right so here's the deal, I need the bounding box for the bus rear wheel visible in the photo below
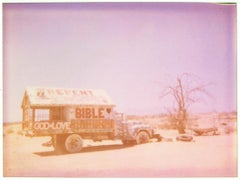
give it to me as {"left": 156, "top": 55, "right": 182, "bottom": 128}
{"left": 64, "top": 134, "right": 83, "bottom": 153}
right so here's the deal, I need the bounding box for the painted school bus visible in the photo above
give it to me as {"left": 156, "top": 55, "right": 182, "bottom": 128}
{"left": 21, "top": 87, "right": 161, "bottom": 153}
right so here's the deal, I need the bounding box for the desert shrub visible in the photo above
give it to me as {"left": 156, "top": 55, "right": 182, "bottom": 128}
{"left": 158, "top": 123, "right": 177, "bottom": 130}
{"left": 224, "top": 125, "right": 235, "bottom": 134}
{"left": 17, "top": 130, "right": 23, "bottom": 135}
{"left": 6, "top": 128, "right": 14, "bottom": 134}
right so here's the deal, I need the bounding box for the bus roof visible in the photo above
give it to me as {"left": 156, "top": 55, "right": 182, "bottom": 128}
{"left": 21, "top": 87, "right": 115, "bottom": 107}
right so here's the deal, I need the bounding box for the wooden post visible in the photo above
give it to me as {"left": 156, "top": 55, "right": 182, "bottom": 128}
{"left": 22, "top": 108, "right": 25, "bottom": 130}
{"left": 28, "top": 108, "right": 35, "bottom": 129}
{"left": 32, "top": 108, "right": 35, "bottom": 125}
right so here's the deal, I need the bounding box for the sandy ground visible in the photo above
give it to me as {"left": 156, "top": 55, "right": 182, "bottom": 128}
{"left": 3, "top": 124, "right": 238, "bottom": 177}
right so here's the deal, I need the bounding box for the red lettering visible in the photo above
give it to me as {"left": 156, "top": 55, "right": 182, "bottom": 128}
{"left": 92, "top": 108, "right": 98, "bottom": 119}
{"left": 47, "top": 89, "right": 55, "bottom": 95}
{"left": 64, "top": 90, "right": 71, "bottom": 95}
{"left": 56, "top": 89, "right": 64, "bottom": 95}
{"left": 44, "top": 89, "right": 95, "bottom": 97}
{"left": 87, "top": 120, "right": 92, "bottom": 128}
{"left": 80, "top": 121, "right": 85, "bottom": 128}
{"left": 75, "top": 107, "right": 106, "bottom": 119}
{"left": 72, "top": 90, "right": 79, "bottom": 96}
{"left": 94, "top": 120, "right": 100, "bottom": 128}
{"left": 76, "top": 108, "right": 84, "bottom": 118}
{"left": 99, "top": 120, "right": 103, "bottom": 128}
{"left": 85, "top": 108, "right": 91, "bottom": 118}
{"left": 87, "top": 90, "right": 93, "bottom": 96}
{"left": 80, "top": 90, "right": 88, "bottom": 95}
{"left": 37, "top": 90, "right": 45, "bottom": 97}
{"left": 98, "top": 108, "right": 104, "bottom": 118}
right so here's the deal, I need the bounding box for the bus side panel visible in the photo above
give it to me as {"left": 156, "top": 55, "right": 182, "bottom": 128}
{"left": 31, "top": 119, "right": 115, "bottom": 137}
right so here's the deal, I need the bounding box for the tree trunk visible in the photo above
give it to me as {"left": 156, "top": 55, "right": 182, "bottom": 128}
{"left": 177, "top": 109, "right": 187, "bottom": 134}
{"left": 178, "top": 119, "right": 186, "bottom": 134}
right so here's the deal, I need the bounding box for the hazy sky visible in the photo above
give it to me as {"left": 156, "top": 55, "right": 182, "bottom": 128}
{"left": 3, "top": 3, "right": 236, "bottom": 122}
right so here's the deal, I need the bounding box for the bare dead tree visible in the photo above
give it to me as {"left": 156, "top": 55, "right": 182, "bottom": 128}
{"left": 159, "top": 73, "right": 213, "bottom": 134}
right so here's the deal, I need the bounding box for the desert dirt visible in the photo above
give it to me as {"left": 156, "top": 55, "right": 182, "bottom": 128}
{"left": 3, "top": 123, "right": 238, "bottom": 177}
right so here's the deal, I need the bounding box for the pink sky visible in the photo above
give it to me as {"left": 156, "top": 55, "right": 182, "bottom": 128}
{"left": 3, "top": 3, "right": 236, "bottom": 122}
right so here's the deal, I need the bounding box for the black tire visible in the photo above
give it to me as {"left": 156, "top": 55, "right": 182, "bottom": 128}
{"left": 64, "top": 134, "right": 83, "bottom": 153}
{"left": 176, "top": 135, "right": 193, "bottom": 142}
{"left": 136, "top": 131, "right": 150, "bottom": 144}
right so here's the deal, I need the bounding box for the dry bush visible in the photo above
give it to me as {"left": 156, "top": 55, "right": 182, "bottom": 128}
{"left": 17, "top": 130, "right": 24, "bottom": 135}
{"left": 223, "top": 124, "right": 235, "bottom": 134}
{"left": 6, "top": 128, "right": 15, "bottom": 134}
{"left": 158, "top": 123, "right": 177, "bottom": 130}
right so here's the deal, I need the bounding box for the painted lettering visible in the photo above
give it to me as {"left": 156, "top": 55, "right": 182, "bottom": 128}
{"left": 85, "top": 108, "right": 91, "bottom": 118}
{"left": 80, "top": 90, "right": 88, "bottom": 95}
{"left": 72, "top": 90, "right": 79, "bottom": 96}
{"left": 87, "top": 90, "right": 93, "bottom": 96}
{"left": 75, "top": 107, "right": 107, "bottom": 119}
{"left": 76, "top": 108, "right": 84, "bottom": 118}
{"left": 92, "top": 108, "right": 98, "bottom": 119}
{"left": 39, "top": 89, "right": 98, "bottom": 100}
{"left": 75, "top": 120, "right": 114, "bottom": 129}
{"left": 33, "top": 122, "right": 71, "bottom": 130}
{"left": 37, "top": 90, "right": 45, "bottom": 97}
{"left": 64, "top": 89, "right": 71, "bottom": 95}
{"left": 47, "top": 89, "right": 55, "bottom": 95}
{"left": 98, "top": 108, "right": 104, "bottom": 118}
{"left": 56, "top": 89, "right": 64, "bottom": 95}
